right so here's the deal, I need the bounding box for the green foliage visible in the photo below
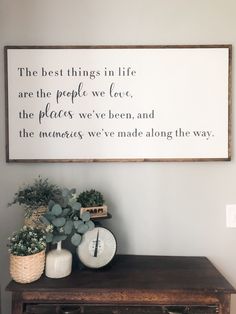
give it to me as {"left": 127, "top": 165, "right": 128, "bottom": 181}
{"left": 7, "top": 225, "right": 46, "bottom": 256}
{"left": 77, "top": 189, "right": 104, "bottom": 207}
{"left": 42, "top": 188, "right": 94, "bottom": 246}
{"left": 71, "top": 233, "right": 82, "bottom": 246}
{"left": 8, "top": 176, "right": 61, "bottom": 218}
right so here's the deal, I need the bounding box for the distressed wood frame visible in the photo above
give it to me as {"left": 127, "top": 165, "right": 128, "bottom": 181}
{"left": 5, "top": 45, "right": 232, "bottom": 163}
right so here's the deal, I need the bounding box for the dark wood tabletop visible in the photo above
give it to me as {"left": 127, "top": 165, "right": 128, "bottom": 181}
{"left": 6, "top": 254, "right": 236, "bottom": 294}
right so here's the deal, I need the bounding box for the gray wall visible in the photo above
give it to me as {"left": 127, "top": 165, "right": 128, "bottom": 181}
{"left": 1, "top": 1, "right": 236, "bottom": 313}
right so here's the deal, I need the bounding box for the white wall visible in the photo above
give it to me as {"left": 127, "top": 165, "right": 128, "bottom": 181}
{"left": 0, "top": 0, "right": 236, "bottom": 313}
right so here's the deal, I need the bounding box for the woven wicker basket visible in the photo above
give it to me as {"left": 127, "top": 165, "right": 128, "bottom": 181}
{"left": 10, "top": 249, "right": 45, "bottom": 283}
{"left": 24, "top": 206, "right": 47, "bottom": 228}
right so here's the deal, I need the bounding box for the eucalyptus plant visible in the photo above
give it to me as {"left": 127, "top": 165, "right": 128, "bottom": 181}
{"left": 78, "top": 189, "right": 104, "bottom": 207}
{"left": 41, "top": 188, "right": 94, "bottom": 246}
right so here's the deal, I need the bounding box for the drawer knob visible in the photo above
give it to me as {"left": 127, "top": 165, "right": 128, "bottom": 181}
{"left": 57, "top": 306, "right": 81, "bottom": 314}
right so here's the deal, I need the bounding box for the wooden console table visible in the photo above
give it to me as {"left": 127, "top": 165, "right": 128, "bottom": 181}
{"left": 6, "top": 255, "right": 236, "bottom": 314}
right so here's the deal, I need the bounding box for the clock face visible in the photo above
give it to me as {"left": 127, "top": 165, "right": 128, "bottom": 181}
{"left": 77, "top": 227, "right": 117, "bottom": 269}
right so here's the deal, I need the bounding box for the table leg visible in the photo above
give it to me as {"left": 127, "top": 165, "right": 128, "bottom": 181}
{"left": 218, "top": 294, "right": 231, "bottom": 314}
{"left": 12, "top": 292, "right": 23, "bottom": 314}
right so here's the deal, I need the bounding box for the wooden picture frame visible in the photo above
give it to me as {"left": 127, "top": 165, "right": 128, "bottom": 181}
{"left": 5, "top": 45, "right": 232, "bottom": 162}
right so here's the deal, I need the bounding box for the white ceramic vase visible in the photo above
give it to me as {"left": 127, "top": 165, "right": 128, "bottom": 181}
{"left": 45, "top": 241, "right": 72, "bottom": 278}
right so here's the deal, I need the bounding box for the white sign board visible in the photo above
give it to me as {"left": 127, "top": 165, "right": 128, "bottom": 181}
{"left": 5, "top": 45, "right": 231, "bottom": 162}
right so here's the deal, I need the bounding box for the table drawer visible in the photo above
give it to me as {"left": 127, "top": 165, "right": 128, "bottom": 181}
{"left": 25, "top": 304, "right": 218, "bottom": 314}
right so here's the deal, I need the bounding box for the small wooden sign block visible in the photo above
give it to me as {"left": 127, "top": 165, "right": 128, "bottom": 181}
{"left": 80, "top": 205, "right": 108, "bottom": 218}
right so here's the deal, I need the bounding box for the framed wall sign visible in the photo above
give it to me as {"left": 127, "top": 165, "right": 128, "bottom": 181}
{"left": 4, "top": 45, "right": 232, "bottom": 162}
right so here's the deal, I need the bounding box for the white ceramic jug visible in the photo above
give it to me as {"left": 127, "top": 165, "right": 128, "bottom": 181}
{"left": 45, "top": 241, "right": 72, "bottom": 278}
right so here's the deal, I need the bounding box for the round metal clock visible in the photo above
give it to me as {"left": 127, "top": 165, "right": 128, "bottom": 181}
{"left": 77, "top": 227, "right": 117, "bottom": 269}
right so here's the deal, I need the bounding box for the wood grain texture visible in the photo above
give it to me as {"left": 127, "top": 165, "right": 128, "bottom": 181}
{"left": 6, "top": 255, "right": 236, "bottom": 314}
